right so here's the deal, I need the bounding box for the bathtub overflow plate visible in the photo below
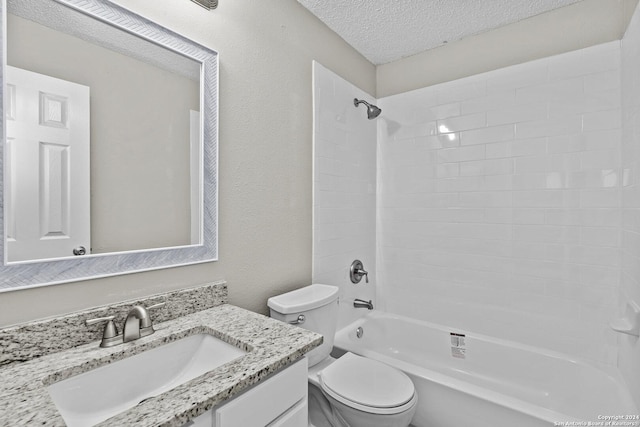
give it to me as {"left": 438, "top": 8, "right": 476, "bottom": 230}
{"left": 356, "top": 326, "right": 364, "bottom": 338}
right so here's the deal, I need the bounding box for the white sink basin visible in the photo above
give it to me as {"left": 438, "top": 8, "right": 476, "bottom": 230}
{"left": 47, "top": 333, "right": 247, "bottom": 427}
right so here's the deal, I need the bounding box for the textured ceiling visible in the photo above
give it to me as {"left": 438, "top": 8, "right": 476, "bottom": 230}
{"left": 297, "top": 0, "right": 584, "bottom": 65}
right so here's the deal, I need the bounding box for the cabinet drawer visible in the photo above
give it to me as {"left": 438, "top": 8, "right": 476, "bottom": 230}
{"left": 267, "top": 398, "right": 307, "bottom": 427}
{"left": 216, "top": 357, "right": 307, "bottom": 427}
{"left": 186, "top": 408, "right": 213, "bottom": 427}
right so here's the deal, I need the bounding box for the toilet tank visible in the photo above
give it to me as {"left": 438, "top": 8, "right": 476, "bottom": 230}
{"left": 268, "top": 284, "right": 339, "bottom": 367}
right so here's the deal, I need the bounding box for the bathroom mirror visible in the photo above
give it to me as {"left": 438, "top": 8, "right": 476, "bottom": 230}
{"left": 0, "top": 0, "right": 218, "bottom": 290}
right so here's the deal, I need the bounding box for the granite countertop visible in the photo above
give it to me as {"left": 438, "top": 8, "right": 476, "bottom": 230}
{"left": 0, "top": 304, "right": 322, "bottom": 426}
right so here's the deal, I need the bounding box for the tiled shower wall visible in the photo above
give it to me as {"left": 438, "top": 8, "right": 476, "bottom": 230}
{"left": 377, "top": 41, "right": 622, "bottom": 364}
{"left": 312, "top": 62, "right": 377, "bottom": 328}
{"left": 621, "top": 1, "right": 640, "bottom": 406}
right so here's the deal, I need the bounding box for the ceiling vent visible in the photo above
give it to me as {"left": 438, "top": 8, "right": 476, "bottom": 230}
{"left": 191, "top": 0, "right": 218, "bottom": 10}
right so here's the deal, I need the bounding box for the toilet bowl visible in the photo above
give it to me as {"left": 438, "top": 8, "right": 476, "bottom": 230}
{"left": 309, "top": 353, "right": 417, "bottom": 427}
{"left": 268, "top": 284, "right": 417, "bottom": 427}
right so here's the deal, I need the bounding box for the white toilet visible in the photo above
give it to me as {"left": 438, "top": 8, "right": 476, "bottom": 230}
{"left": 268, "top": 284, "right": 417, "bottom": 427}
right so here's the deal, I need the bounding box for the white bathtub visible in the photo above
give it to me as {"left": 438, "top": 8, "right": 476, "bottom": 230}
{"left": 333, "top": 311, "right": 639, "bottom": 427}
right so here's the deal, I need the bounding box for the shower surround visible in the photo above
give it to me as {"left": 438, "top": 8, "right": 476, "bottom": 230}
{"left": 312, "top": 62, "right": 377, "bottom": 329}
{"left": 314, "top": 18, "right": 640, "bottom": 409}
{"left": 377, "top": 41, "right": 621, "bottom": 366}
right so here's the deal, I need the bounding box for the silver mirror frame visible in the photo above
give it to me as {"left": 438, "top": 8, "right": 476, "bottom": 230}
{"left": 0, "top": 0, "right": 218, "bottom": 291}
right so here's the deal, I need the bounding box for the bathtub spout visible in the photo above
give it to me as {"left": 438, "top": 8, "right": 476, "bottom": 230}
{"left": 354, "top": 299, "right": 373, "bottom": 310}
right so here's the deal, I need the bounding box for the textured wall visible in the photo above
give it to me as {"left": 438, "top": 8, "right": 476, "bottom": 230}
{"left": 312, "top": 62, "right": 377, "bottom": 329}
{"left": 620, "top": 1, "right": 640, "bottom": 407}
{"left": 0, "top": 0, "right": 375, "bottom": 327}
{"left": 377, "top": 42, "right": 622, "bottom": 364}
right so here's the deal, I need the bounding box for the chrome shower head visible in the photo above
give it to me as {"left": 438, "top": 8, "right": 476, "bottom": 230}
{"left": 354, "top": 98, "right": 382, "bottom": 120}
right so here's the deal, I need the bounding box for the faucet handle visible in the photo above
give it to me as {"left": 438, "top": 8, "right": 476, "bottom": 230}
{"left": 85, "top": 315, "right": 115, "bottom": 326}
{"left": 141, "top": 301, "right": 165, "bottom": 327}
{"left": 350, "top": 260, "right": 369, "bottom": 284}
{"left": 138, "top": 301, "right": 166, "bottom": 337}
{"left": 85, "top": 315, "right": 122, "bottom": 348}
{"left": 147, "top": 302, "right": 166, "bottom": 311}
{"left": 358, "top": 269, "right": 369, "bottom": 283}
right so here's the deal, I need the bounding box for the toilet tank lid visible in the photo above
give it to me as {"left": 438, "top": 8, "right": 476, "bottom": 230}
{"left": 267, "top": 284, "right": 339, "bottom": 314}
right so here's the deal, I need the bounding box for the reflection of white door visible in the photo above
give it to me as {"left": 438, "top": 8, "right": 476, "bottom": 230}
{"left": 6, "top": 66, "right": 90, "bottom": 262}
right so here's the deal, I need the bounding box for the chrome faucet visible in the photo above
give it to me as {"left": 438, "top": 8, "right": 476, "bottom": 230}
{"left": 123, "top": 305, "right": 154, "bottom": 342}
{"left": 353, "top": 299, "right": 373, "bottom": 310}
{"left": 86, "top": 302, "right": 165, "bottom": 347}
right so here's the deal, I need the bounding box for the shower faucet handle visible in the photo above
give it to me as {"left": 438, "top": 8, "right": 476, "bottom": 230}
{"left": 350, "top": 260, "right": 369, "bottom": 284}
{"left": 358, "top": 268, "right": 369, "bottom": 283}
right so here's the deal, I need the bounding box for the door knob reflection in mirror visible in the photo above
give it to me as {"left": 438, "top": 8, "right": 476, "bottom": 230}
{"left": 73, "top": 246, "right": 87, "bottom": 256}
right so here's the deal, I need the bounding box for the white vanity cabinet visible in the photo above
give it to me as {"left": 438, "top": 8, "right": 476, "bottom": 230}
{"left": 185, "top": 357, "right": 308, "bottom": 427}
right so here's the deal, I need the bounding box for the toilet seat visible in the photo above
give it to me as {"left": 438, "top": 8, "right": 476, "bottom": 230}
{"left": 318, "top": 352, "right": 416, "bottom": 415}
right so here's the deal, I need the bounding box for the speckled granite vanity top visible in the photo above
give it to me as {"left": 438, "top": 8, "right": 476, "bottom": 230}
{"left": 0, "top": 283, "right": 322, "bottom": 426}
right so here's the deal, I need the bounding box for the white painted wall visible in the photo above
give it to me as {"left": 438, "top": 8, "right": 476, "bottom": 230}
{"left": 312, "top": 62, "right": 376, "bottom": 329}
{"left": 377, "top": 42, "right": 622, "bottom": 365}
{"left": 620, "top": 0, "right": 640, "bottom": 407}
